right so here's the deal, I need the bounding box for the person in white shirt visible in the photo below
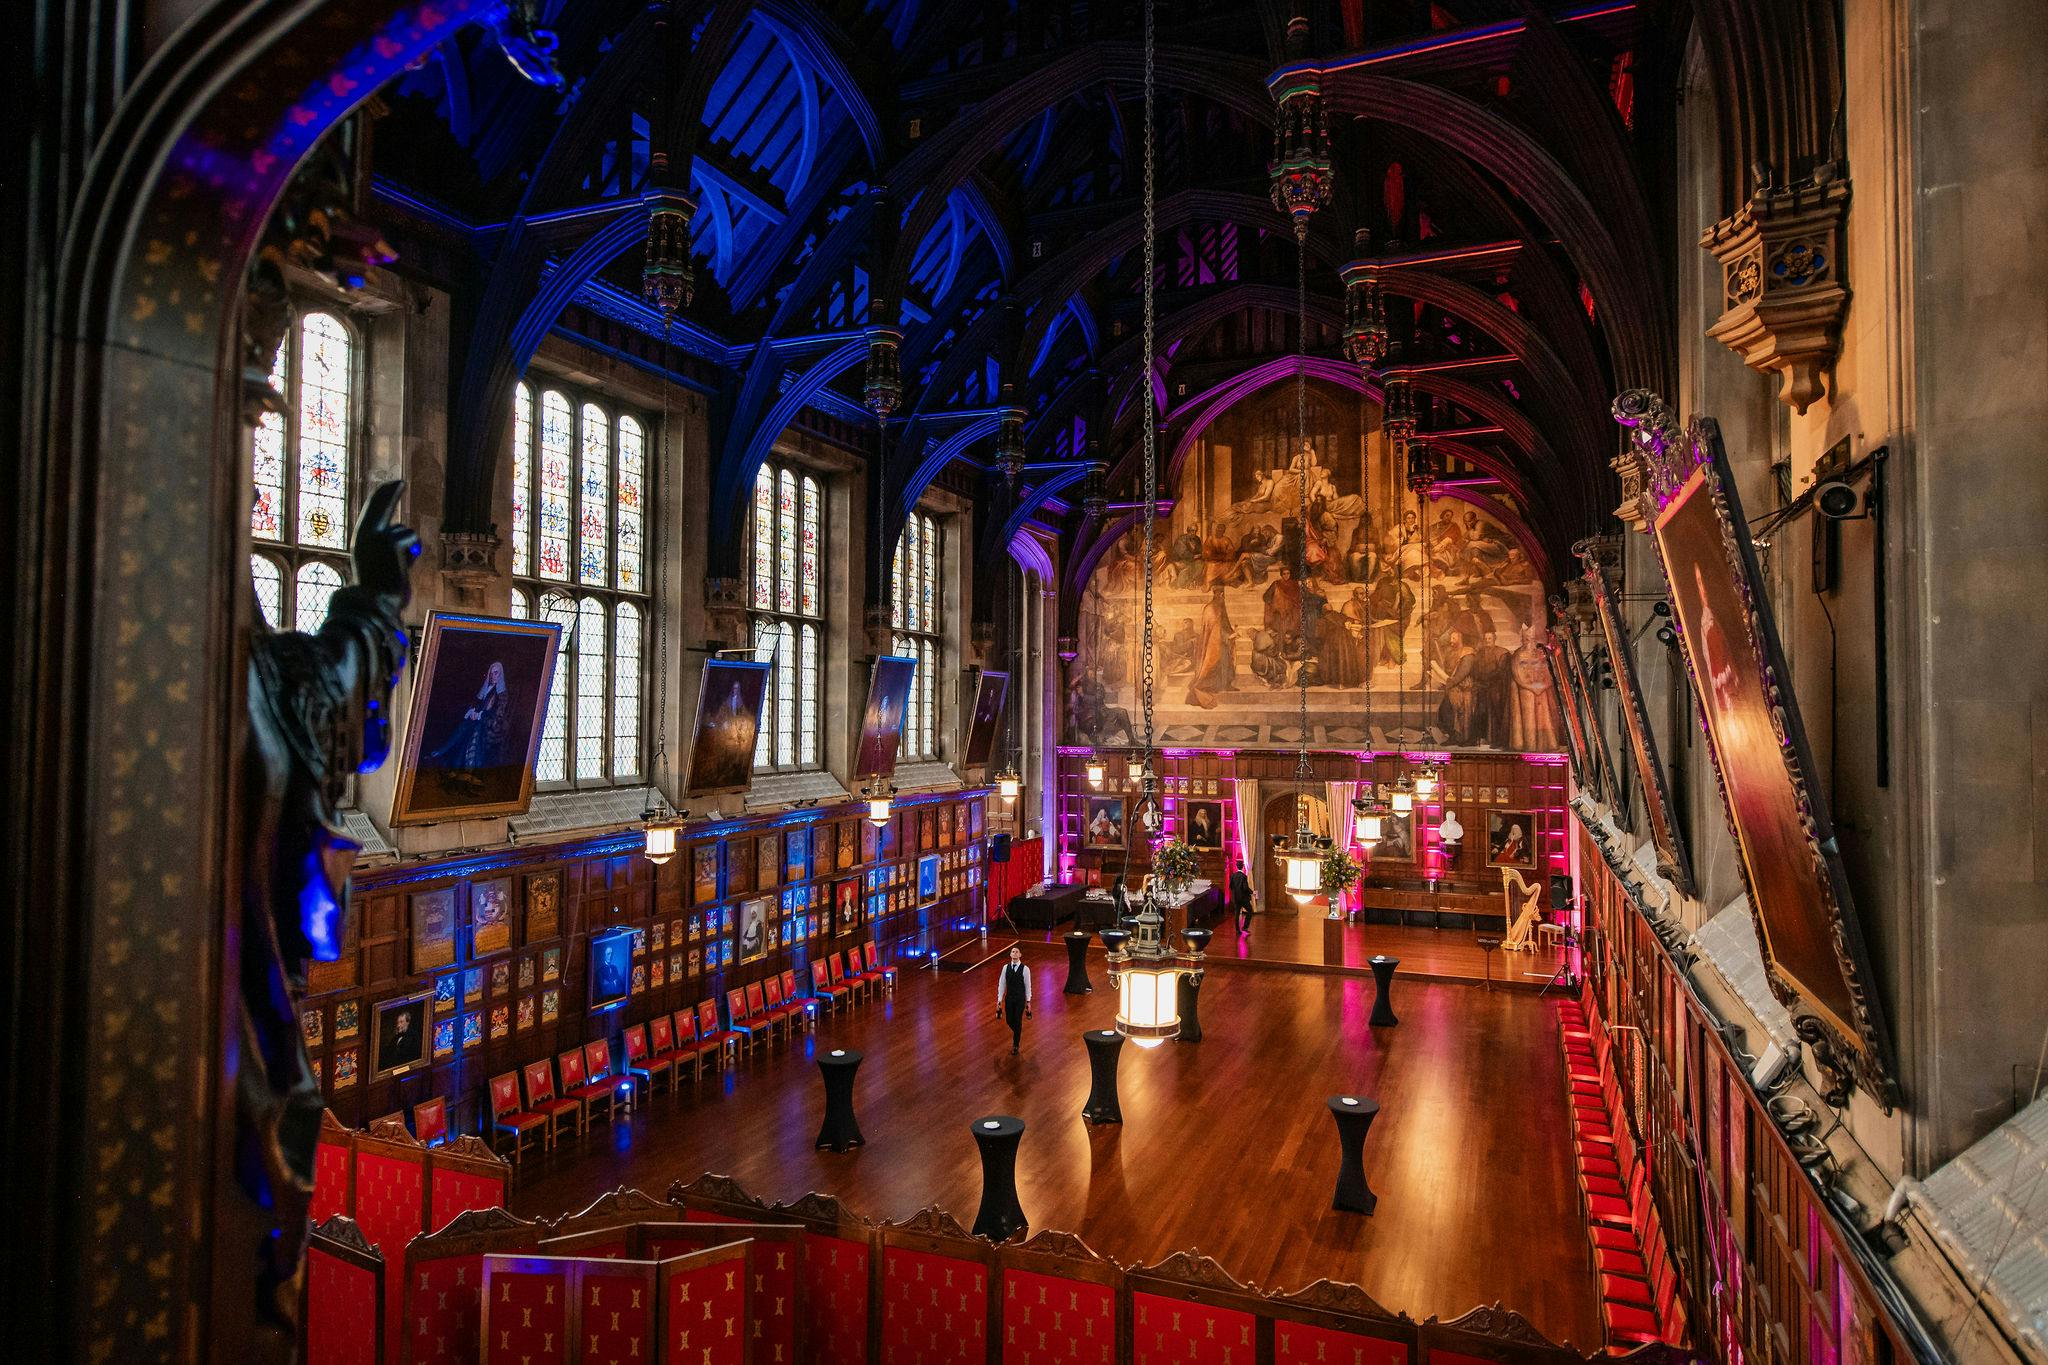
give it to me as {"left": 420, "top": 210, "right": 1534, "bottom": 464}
{"left": 993, "top": 946, "right": 1033, "bottom": 1054}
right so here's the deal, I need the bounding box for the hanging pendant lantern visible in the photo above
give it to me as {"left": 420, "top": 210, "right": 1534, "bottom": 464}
{"left": 1085, "top": 754, "right": 1107, "bottom": 788}
{"left": 1267, "top": 20, "right": 1332, "bottom": 231}
{"left": 641, "top": 797, "right": 683, "bottom": 865}
{"left": 1342, "top": 268, "right": 1388, "bottom": 372}
{"left": 1081, "top": 460, "right": 1108, "bottom": 523}
{"left": 996, "top": 767, "right": 1022, "bottom": 800}
{"left": 641, "top": 185, "right": 697, "bottom": 323}
{"left": 1414, "top": 761, "right": 1441, "bottom": 802}
{"left": 1279, "top": 827, "right": 1325, "bottom": 907}
{"left": 1390, "top": 773, "right": 1415, "bottom": 815}
{"left": 1356, "top": 800, "right": 1386, "bottom": 844}
{"left": 996, "top": 406, "right": 1027, "bottom": 488}
{"left": 863, "top": 325, "right": 903, "bottom": 417}
{"left": 863, "top": 776, "right": 895, "bottom": 827}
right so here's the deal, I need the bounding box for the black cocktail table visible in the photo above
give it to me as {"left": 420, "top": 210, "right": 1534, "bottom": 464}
{"left": 969, "top": 1115, "right": 1028, "bottom": 1241}
{"left": 1081, "top": 1030, "right": 1124, "bottom": 1123}
{"left": 1063, "top": 931, "right": 1094, "bottom": 994}
{"left": 1327, "top": 1095, "right": 1380, "bottom": 1214}
{"left": 1175, "top": 928, "right": 1210, "bottom": 1042}
{"left": 813, "top": 1048, "right": 866, "bottom": 1151}
{"left": 1368, "top": 955, "right": 1400, "bottom": 1027}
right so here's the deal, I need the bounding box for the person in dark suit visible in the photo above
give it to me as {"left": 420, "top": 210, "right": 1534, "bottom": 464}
{"left": 1230, "top": 865, "right": 1256, "bottom": 936}
{"left": 993, "top": 946, "right": 1033, "bottom": 1054}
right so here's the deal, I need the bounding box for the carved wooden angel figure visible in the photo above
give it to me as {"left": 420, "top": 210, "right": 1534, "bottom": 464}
{"left": 239, "top": 480, "right": 418, "bottom": 1328}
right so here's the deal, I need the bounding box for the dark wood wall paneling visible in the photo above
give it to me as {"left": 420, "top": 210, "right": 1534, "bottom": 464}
{"left": 1055, "top": 749, "right": 1569, "bottom": 911}
{"left": 302, "top": 793, "right": 989, "bottom": 1132}
{"left": 1576, "top": 823, "right": 1918, "bottom": 1365}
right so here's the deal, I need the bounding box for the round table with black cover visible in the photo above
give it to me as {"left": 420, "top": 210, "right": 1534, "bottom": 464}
{"left": 1174, "top": 929, "right": 1210, "bottom": 1042}
{"left": 1368, "top": 954, "right": 1400, "bottom": 1027}
{"left": 1081, "top": 1030, "right": 1124, "bottom": 1123}
{"left": 1326, "top": 1095, "right": 1380, "bottom": 1214}
{"left": 969, "top": 1115, "right": 1029, "bottom": 1241}
{"left": 813, "top": 1048, "right": 866, "bottom": 1152}
{"left": 1063, "top": 932, "right": 1095, "bottom": 994}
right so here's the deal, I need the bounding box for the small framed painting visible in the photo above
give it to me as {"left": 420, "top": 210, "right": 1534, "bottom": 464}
{"left": 301, "top": 1007, "right": 322, "bottom": 1048}
{"left": 489, "top": 1004, "right": 509, "bottom": 1040}
{"left": 460, "top": 1013, "right": 482, "bottom": 1050}
{"left": 814, "top": 822, "right": 836, "bottom": 875}
{"left": 517, "top": 956, "right": 535, "bottom": 990}
{"left": 1082, "top": 797, "right": 1126, "bottom": 850}
{"left": 516, "top": 996, "right": 534, "bottom": 1032}
{"left": 471, "top": 877, "right": 513, "bottom": 957}
{"left": 1487, "top": 811, "right": 1539, "bottom": 869}
{"left": 463, "top": 967, "right": 484, "bottom": 1006}
{"left": 489, "top": 960, "right": 510, "bottom": 996}
{"left": 433, "top": 975, "right": 458, "bottom": 1015}
{"left": 372, "top": 992, "right": 430, "bottom": 1079}
{"left": 650, "top": 958, "right": 664, "bottom": 989}
{"left": 692, "top": 844, "right": 720, "bottom": 906}
{"left": 333, "top": 1050, "right": 357, "bottom": 1090}
{"left": 333, "top": 1000, "right": 360, "bottom": 1042}
{"left": 432, "top": 1019, "right": 455, "bottom": 1058}
{"left": 410, "top": 888, "right": 458, "bottom": 975}
{"left": 541, "top": 946, "right": 561, "bottom": 983}
{"left": 524, "top": 869, "right": 561, "bottom": 942}
{"left": 540, "top": 988, "right": 559, "bottom": 1024}
{"left": 726, "top": 840, "right": 753, "bottom": 896}
{"left": 1182, "top": 800, "right": 1224, "bottom": 851}
{"left": 784, "top": 827, "right": 810, "bottom": 884}
{"left": 757, "top": 833, "right": 781, "bottom": 891}
{"left": 651, "top": 921, "right": 667, "bottom": 952}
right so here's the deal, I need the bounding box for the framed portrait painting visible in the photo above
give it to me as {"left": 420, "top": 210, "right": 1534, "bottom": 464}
{"left": 961, "top": 670, "right": 1009, "bottom": 771}
{"left": 917, "top": 854, "right": 940, "bottom": 903}
{"left": 1373, "top": 811, "right": 1415, "bottom": 862}
{"left": 1182, "top": 800, "right": 1224, "bottom": 851}
{"left": 1486, "top": 811, "right": 1539, "bottom": 869}
{"left": 372, "top": 992, "right": 430, "bottom": 1079}
{"left": 1081, "top": 797, "right": 1126, "bottom": 851}
{"left": 1588, "top": 562, "right": 1693, "bottom": 895}
{"left": 390, "top": 612, "right": 561, "bottom": 824}
{"left": 683, "top": 657, "right": 771, "bottom": 797}
{"left": 852, "top": 655, "right": 918, "bottom": 779}
{"left": 737, "top": 897, "right": 772, "bottom": 965}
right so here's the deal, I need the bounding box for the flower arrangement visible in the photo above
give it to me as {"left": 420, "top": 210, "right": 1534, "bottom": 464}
{"left": 1153, "top": 839, "right": 1202, "bottom": 899}
{"left": 1319, "top": 845, "right": 1362, "bottom": 899}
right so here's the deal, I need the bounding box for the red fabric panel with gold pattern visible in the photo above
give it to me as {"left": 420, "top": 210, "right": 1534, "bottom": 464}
{"left": 1273, "top": 1320, "right": 1410, "bottom": 1365}
{"left": 429, "top": 1169, "right": 505, "bottom": 1236}
{"left": 307, "top": 1235, "right": 382, "bottom": 1365}
{"left": 1001, "top": 1269, "right": 1116, "bottom": 1365}
{"left": 662, "top": 1247, "right": 749, "bottom": 1365}
{"left": 881, "top": 1247, "right": 987, "bottom": 1365}
{"left": 580, "top": 1266, "right": 655, "bottom": 1365}
{"left": 312, "top": 1138, "right": 354, "bottom": 1225}
{"left": 353, "top": 1149, "right": 426, "bottom": 1357}
{"left": 405, "top": 1253, "right": 484, "bottom": 1365}
{"left": 642, "top": 1225, "right": 800, "bottom": 1365}
{"left": 481, "top": 1259, "right": 573, "bottom": 1365}
{"left": 801, "top": 1234, "right": 870, "bottom": 1365}
{"left": 1131, "top": 1291, "right": 1256, "bottom": 1365}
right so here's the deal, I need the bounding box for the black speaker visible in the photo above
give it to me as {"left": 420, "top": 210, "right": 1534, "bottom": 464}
{"left": 1549, "top": 874, "right": 1572, "bottom": 910}
{"left": 991, "top": 833, "right": 1011, "bottom": 863}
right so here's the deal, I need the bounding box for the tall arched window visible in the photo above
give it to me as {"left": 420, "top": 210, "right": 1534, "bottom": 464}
{"left": 250, "top": 309, "right": 356, "bottom": 628}
{"left": 509, "top": 380, "right": 651, "bottom": 786}
{"left": 748, "top": 459, "right": 824, "bottom": 771}
{"left": 891, "top": 509, "right": 943, "bottom": 761}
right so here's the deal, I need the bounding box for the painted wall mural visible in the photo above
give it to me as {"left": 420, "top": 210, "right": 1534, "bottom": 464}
{"left": 1069, "top": 381, "right": 1559, "bottom": 752}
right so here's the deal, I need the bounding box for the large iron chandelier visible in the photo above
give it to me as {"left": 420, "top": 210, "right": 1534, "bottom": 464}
{"left": 1105, "top": 0, "right": 1203, "bottom": 1046}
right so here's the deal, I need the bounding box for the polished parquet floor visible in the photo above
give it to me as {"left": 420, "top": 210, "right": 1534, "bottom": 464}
{"left": 509, "top": 949, "right": 1600, "bottom": 1347}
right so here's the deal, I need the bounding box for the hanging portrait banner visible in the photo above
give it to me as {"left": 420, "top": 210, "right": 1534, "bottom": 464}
{"left": 390, "top": 612, "right": 562, "bottom": 825}
{"left": 961, "top": 670, "right": 1010, "bottom": 772}
{"left": 852, "top": 654, "right": 918, "bottom": 780}
{"left": 1584, "top": 563, "right": 1693, "bottom": 895}
{"left": 683, "top": 656, "right": 772, "bottom": 797}
{"left": 1616, "top": 391, "right": 1896, "bottom": 1103}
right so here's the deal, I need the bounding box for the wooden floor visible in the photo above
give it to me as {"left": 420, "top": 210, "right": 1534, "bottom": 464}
{"left": 508, "top": 954, "right": 1601, "bottom": 1348}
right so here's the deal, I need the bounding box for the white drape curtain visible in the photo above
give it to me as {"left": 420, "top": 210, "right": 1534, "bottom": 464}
{"left": 1327, "top": 781, "right": 1359, "bottom": 916}
{"left": 1230, "top": 778, "right": 1260, "bottom": 883}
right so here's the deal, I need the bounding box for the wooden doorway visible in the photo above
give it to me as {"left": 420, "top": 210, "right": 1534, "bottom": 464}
{"left": 1261, "top": 791, "right": 1330, "bottom": 912}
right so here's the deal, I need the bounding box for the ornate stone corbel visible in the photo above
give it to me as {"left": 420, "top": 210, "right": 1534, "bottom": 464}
{"left": 1700, "top": 171, "right": 1850, "bottom": 414}
{"left": 863, "top": 602, "right": 896, "bottom": 656}
{"left": 703, "top": 575, "right": 745, "bottom": 649}
{"left": 438, "top": 529, "right": 500, "bottom": 609}
{"left": 969, "top": 619, "right": 995, "bottom": 665}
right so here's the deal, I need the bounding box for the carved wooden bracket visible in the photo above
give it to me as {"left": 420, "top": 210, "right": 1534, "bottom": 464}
{"left": 1700, "top": 174, "right": 1850, "bottom": 414}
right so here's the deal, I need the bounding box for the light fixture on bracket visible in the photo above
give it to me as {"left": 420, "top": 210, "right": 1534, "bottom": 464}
{"left": 862, "top": 776, "right": 896, "bottom": 827}
{"left": 1413, "top": 759, "right": 1442, "bottom": 802}
{"left": 641, "top": 795, "right": 685, "bottom": 864}
{"left": 1084, "top": 754, "right": 1107, "bottom": 787}
{"left": 1389, "top": 772, "right": 1415, "bottom": 815}
{"left": 995, "top": 766, "right": 1022, "bottom": 800}
{"left": 1353, "top": 789, "right": 1387, "bottom": 844}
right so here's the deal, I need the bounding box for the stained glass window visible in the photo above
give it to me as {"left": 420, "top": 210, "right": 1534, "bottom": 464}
{"left": 892, "top": 510, "right": 945, "bottom": 760}
{"left": 249, "top": 310, "right": 356, "bottom": 630}
{"left": 251, "top": 555, "right": 283, "bottom": 628}
{"left": 509, "top": 382, "right": 653, "bottom": 787}
{"left": 295, "top": 561, "right": 343, "bottom": 634}
{"left": 748, "top": 459, "right": 826, "bottom": 771}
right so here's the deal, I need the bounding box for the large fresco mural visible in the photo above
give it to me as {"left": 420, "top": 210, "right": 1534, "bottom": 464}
{"left": 1069, "top": 381, "right": 1561, "bottom": 752}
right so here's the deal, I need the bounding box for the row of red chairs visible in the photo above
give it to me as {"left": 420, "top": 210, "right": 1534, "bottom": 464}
{"left": 1556, "top": 998, "right": 1686, "bottom": 1352}
{"left": 484, "top": 949, "right": 892, "bottom": 1166}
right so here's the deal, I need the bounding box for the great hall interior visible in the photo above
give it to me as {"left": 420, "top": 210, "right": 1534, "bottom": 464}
{"left": 6, "top": 2, "right": 2046, "bottom": 1363}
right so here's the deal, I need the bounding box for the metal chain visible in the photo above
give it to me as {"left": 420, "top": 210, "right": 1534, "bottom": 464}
{"left": 654, "top": 325, "right": 672, "bottom": 795}
{"left": 1294, "top": 222, "right": 1312, "bottom": 823}
{"left": 1139, "top": 0, "right": 1157, "bottom": 774}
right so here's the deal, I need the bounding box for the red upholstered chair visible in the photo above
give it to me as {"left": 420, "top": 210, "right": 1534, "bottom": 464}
{"left": 848, "top": 945, "right": 885, "bottom": 996}
{"left": 410, "top": 1097, "right": 448, "bottom": 1149}
{"left": 863, "top": 941, "right": 893, "bottom": 995}
{"left": 810, "top": 959, "right": 851, "bottom": 1013}
{"left": 696, "top": 999, "right": 739, "bottom": 1068}
{"left": 668, "top": 1009, "right": 709, "bottom": 1084}
{"left": 726, "top": 987, "right": 760, "bottom": 1054}
{"left": 487, "top": 1072, "right": 547, "bottom": 1165}
{"left": 522, "top": 1057, "right": 583, "bottom": 1144}
{"left": 745, "top": 980, "right": 783, "bottom": 1045}
{"left": 305, "top": 1217, "right": 383, "bottom": 1365}
{"left": 826, "top": 951, "right": 863, "bottom": 1005}
{"left": 622, "top": 1022, "right": 672, "bottom": 1094}
{"left": 577, "top": 1038, "right": 633, "bottom": 1119}
{"left": 557, "top": 1046, "right": 615, "bottom": 1131}
{"left": 761, "top": 974, "right": 799, "bottom": 1042}
{"left": 775, "top": 969, "right": 811, "bottom": 1033}
{"left": 648, "top": 1013, "right": 690, "bottom": 1084}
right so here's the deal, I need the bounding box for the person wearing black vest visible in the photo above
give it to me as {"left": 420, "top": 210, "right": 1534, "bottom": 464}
{"left": 1230, "top": 865, "right": 1256, "bottom": 936}
{"left": 993, "top": 946, "right": 1033, "bottom": 1054}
